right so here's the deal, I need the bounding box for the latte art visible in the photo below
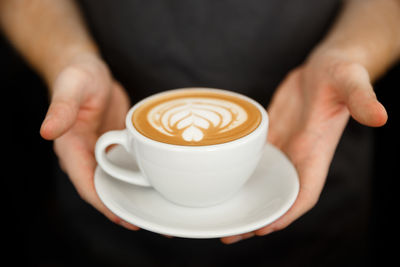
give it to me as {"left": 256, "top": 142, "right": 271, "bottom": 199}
{"left": 147, "top": 98, "right": 248, "bottom": 142}
{"left": 132, "top": 89, "right": 262, "bottom": 146}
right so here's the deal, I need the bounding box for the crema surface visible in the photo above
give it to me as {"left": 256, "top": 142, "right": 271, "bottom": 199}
{"left": 132, "top": 90, "right": 261, "bottom": 146}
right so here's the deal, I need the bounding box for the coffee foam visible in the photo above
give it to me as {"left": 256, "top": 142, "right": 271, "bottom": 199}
{"left": 132, "top": 90, "right": 261, "bottom": 146}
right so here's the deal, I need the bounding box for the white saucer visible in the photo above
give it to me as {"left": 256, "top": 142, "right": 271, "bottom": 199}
{"left": 94, "top": 144, "right": 299, "bottom": 239}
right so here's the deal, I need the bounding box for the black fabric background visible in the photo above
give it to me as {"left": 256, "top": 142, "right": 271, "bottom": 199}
{"left": 77, "top": 0, "right": 341, "bottom": 104}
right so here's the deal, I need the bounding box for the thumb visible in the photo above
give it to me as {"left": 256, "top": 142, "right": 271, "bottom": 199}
{"left": 40, "top": 67, "right": 87, "bottom": 140}
{"left": 334, "top": 63, "right": 387, "bottom": 127}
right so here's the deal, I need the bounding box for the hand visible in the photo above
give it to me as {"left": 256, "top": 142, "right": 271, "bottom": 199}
{"left": 40, "top": 53, "right": 139, "bottom": 230}
{"left": 221, "top": 49, "right": 387, "bottom": 244}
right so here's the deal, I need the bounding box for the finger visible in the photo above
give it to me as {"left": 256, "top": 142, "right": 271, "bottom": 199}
{"left": 257, "top": 114, "right": 348, "bottom": 236}
{"left": 221, "top": 235, "right": 242, "bottom": 245}
{"left": 220, "top": 232, "right": 255, "bottom": 245}
{"left": 255, "top": 176, "right": 327, "bottom": 236}
{"left": 333, "top": 63, "right": 387, "bottom": 127}
{"left": 346, "top": 83, "right": 387, "bottom": 127}
{"left": 40, "top": 67, "right": 87, "bottom": 140}
{"left": 54, "top": 133, "right": 140, "bottom": 231}
{"left": 118, "top": 220, "right": 140, "bottom": 231}
{"left": 255, "top": 188, "right": 317, "bottom": 236}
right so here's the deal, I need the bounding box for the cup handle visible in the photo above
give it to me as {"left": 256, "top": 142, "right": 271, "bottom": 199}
{"left": 95, "top": 129, "right": 151, "bottom": 187}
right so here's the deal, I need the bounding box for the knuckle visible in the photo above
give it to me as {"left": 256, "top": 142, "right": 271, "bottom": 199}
{"left": 62, "top": 64, "right": 92, "bottom": 82}
{"left": 331, "top": 62, "right": 367, "bottom": 85}
{"left": 54, "top": 65, "right": 91, "bottom": 93}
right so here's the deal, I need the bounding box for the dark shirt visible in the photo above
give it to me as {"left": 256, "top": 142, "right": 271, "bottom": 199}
{"left": 51, "top": 1, "right": 374, "bottom": 266}
{"left": 78, "top": 0, "right": 340, "bottom": 103}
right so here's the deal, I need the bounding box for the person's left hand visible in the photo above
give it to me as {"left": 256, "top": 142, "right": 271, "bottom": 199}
{"left": 221, "top": 49, "right": 387, "bottom": 244}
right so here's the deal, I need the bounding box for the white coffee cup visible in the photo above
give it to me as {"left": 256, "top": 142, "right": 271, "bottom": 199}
{"left": 95, "top": 88, "right": 268, "bottom": 207}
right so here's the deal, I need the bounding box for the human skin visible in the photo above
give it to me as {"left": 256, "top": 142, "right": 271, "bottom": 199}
{"left": 1, "top": 0, "right": 399, "bottom": 243}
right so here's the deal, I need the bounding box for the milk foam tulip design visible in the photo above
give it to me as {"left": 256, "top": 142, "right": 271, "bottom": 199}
{"left": 147, "top": 98, "right": 248, "bottom": 142}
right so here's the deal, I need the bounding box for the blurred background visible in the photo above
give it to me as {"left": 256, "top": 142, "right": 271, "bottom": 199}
{"left": 4, "top": 28, "right": 398, "bottom": 266}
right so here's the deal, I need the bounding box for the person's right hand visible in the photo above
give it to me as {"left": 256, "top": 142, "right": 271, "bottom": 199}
{"left": 40, "top": 53, "right": 139, "bottom": 230}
